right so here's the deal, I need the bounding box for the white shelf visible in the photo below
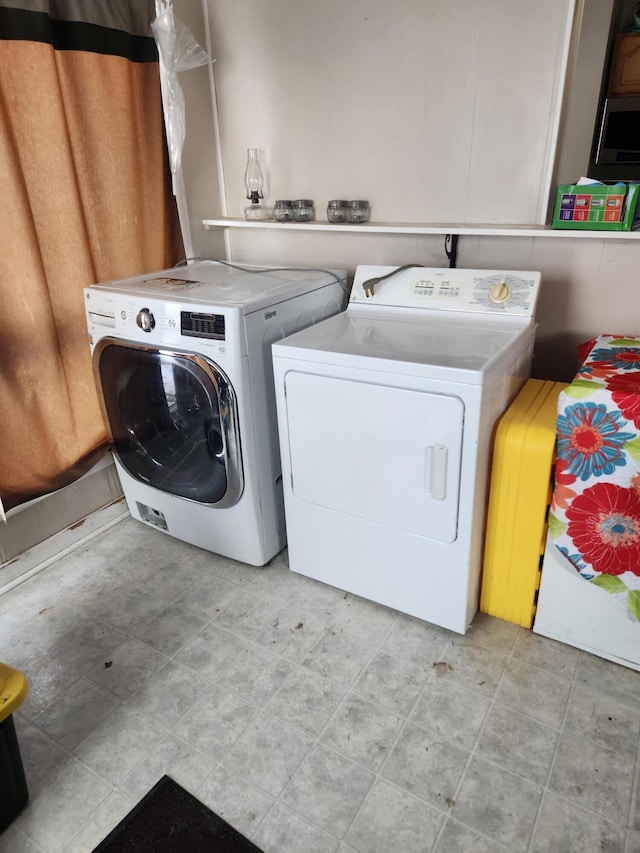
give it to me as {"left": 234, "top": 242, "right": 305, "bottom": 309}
{"left": 203, "top": 217, "right": 640, "bottom": 239}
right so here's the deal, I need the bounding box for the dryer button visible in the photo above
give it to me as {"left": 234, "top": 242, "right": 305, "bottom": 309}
{"left": 136, "top": 308, "right": 155, "bottom": 332}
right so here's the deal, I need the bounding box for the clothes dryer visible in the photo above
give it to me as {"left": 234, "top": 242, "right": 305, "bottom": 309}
{"left": 272, "top": 265, "right": 541, "bottom": 632}
{"left": 85, "top": 261, "right": 347, "bottom": 565}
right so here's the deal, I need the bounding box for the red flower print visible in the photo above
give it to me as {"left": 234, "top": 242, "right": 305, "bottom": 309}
{"left": 613, "top": 349, "right": 640, "bottom": 369}
{"left": 566, "top": 483, "right": 640, "bottom": 576}
{"left": 578, "top": 363, "right": 619, "bottom": 381}
{"left": 577, "top": 338, "right": 598, "bottom": 363}
{"left": 551, "top": 457, "right": 577, "bottom": 511}
{"left": 589, "top": 347, "right": 640, "bottom": 372}
{"left": 556, "top": 402, "right": 634, "bottom": 480}
{"left": 606, "top": 373, "right": 640, "bottom": 429}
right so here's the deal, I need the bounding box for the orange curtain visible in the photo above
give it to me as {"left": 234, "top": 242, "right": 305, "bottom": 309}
{"left": 0, "top": 2, "right": 182, "bottom": 511}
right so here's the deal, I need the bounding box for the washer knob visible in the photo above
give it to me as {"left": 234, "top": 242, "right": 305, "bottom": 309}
{"left": 489, "top": 281, "right": 511, "bottom": 304}
{"left": 136, "top": 308, "right": 155, "bottom": 332}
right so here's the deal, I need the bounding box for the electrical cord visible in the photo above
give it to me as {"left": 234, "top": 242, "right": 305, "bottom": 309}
{"left": 361, "top": 263, "right": 424, "bottom": 297}
{"left": 174, "top": 257, "right": 351, "bottom": 297}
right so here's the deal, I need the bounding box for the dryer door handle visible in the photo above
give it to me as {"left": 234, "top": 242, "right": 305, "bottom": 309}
{"left": 424, "top": 444, "right": 448, "bottom": 501}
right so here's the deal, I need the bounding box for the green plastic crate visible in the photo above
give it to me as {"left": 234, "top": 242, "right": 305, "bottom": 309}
{"left": 552, "top": 182, "right": 639, "bottom": 231}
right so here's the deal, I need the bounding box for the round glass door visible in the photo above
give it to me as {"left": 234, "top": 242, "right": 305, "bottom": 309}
{"left": 94, "top": 340, "right": 243, "bottom": 506}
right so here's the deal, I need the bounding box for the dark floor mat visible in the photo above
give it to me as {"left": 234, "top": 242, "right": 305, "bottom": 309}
{"left": 92, "top": 775, "right": 263, "bottom": 852}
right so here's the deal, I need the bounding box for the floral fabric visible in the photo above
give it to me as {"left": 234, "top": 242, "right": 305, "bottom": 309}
{"left": 549, "top": 335, "right": 640, "bottom": 620}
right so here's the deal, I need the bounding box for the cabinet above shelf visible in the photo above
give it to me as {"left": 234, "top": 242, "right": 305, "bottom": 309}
{"left": 202, "top": 217, "right": 640, "bottom": 240}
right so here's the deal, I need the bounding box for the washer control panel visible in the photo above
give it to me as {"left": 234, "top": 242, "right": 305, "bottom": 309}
{"left": 350, "top": 266, "right": 541, "bottom": 317}
{"left": 84, "top": 289, "right": 243, "bottom": 357}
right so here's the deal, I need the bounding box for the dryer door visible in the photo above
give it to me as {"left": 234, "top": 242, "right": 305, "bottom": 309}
{"left": 94, "top": 339, "right": 243, "bottom": 507}
{"left": 283, "top": 371, "right": 463, "bottom": 543}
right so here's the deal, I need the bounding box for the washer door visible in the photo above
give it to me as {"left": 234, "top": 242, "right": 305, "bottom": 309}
{"left": 94, "top": 338, "right": 243, "bottom": 507}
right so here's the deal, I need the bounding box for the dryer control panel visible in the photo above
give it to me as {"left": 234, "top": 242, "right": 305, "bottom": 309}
{"left": 350, "top": 266, "right": 541, "bottom": 318}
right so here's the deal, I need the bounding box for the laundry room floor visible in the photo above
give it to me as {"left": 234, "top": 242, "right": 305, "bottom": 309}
{"left": 1, "top": 508, "right": 640, "bottom": 853}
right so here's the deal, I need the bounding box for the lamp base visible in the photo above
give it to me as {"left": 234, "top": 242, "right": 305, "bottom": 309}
{"left": 244, "top": 203, "right": 272, "bottom": 221}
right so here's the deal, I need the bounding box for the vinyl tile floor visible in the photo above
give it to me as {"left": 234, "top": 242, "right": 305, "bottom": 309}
{"left": 1, "top": 513, "right": 640, "bottom": 853}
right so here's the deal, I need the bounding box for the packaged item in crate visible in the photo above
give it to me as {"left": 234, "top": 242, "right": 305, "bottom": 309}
{"left": 552, "top": 181, "right": 639, "bottom": 231}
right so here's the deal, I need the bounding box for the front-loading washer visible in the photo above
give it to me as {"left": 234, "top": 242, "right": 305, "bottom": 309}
{"left": 272, "top": 265, "right": 541, "bottom": 633}
{"left": 84, "top": 260, "right": 347, "bottom": 566}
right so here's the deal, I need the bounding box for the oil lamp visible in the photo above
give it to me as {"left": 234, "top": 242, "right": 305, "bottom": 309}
{"left": 243, "top": 148, "right": 270, "bottom": 220}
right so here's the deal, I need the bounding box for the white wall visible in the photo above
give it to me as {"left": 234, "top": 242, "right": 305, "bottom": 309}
{"left": 202, "top": 0, "right": 574, "bottom": 226}
{"left": 176, "top": 0, "right": 640, "bottom": 382}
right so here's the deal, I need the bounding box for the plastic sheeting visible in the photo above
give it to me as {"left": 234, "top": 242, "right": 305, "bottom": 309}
{"left": 151, "top": 0, "right": 211, "bottom": 183}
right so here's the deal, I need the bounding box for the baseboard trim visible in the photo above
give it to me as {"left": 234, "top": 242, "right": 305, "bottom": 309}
{"left": 0, "top": 498, "right": 129, "bottom": 596}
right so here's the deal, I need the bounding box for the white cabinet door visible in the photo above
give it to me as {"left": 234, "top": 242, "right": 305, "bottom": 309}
{"left": 284, "top": 371, "right": 464, "bottom": 544}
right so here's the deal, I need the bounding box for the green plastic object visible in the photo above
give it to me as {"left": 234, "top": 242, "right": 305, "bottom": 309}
{"left": 552, "top": 182, "right": 640, "bottom": 231}
{"left": 0, "top": 662, "right": 29, "bottom": 832}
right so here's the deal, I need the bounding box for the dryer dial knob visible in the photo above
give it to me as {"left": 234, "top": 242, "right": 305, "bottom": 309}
{"left": 136, "top": 308, "right": 155, "bottom": 332}
{"left": 489, "top": 281, "right": 511, "bottom": 304}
